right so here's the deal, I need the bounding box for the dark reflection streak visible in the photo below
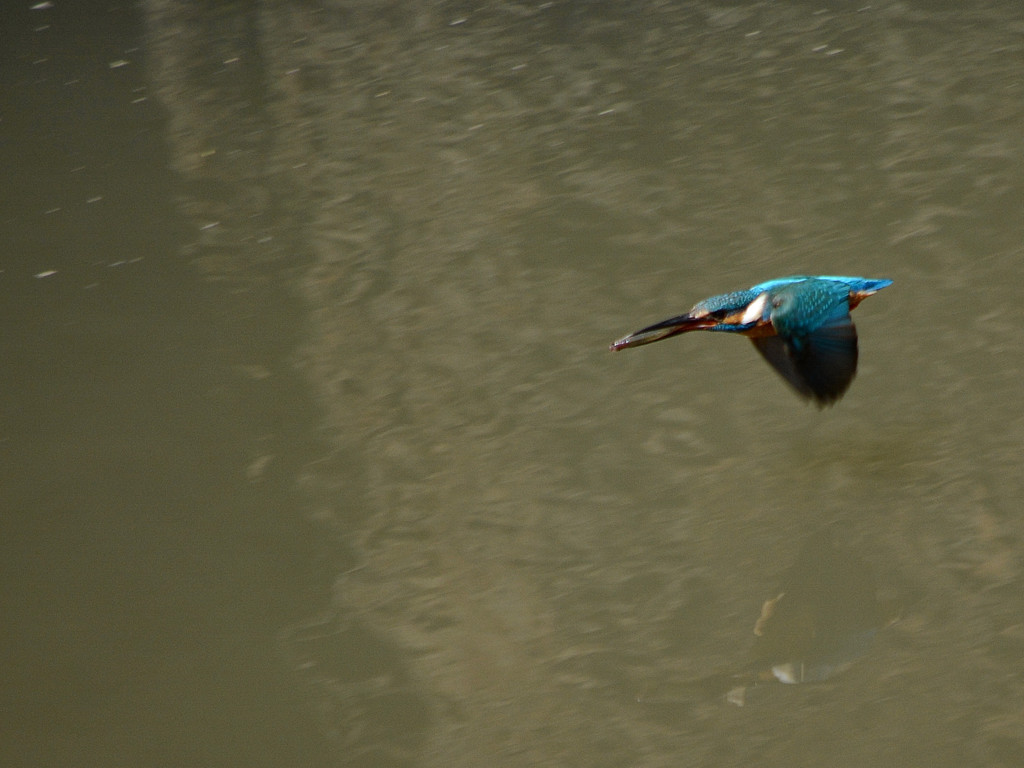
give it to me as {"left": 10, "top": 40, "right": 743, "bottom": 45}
{"left": 0, "top": 3, "right": 337, "bottom": 767}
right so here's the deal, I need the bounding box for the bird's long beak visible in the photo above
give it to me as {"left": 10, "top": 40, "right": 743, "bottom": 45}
{"left": 610, "top": 312, "right": 717, "bottom": 351}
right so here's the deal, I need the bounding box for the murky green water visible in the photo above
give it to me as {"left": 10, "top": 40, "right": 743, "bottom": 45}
{"left": 10, "top": 1, "right": 1024, "bottom": 766}
{"left": 150, "top": 2, "right": 1024, "bottom": 766}
{"left": 1, "top": 4, "right": 335, "bottom": 765}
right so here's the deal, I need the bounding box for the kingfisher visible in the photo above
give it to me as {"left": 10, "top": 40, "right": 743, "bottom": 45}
{"left": 611, "top": 275, "right": 893, "bottom": 405}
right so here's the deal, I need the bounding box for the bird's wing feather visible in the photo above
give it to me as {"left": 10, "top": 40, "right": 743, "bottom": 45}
{"left": 797, "top": 313, "right": 859, "bottom": 403}
{"left": 751, "top": 310, "right": 858, "bottom": 405}
{"left": 750, "top": 335, "right": 815, "bottom": 400}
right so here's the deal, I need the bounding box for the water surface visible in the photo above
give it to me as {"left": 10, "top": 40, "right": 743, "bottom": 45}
{"left": 104, "top": 1, "right": 1024, "bottom": 765}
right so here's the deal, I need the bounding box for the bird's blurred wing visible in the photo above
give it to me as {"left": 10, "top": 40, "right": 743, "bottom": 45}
{"left": 751, "top": 312, "right": 858, "bottom": 405}
{"left": 750, "top": 336, "right": 815, "bottom": 400}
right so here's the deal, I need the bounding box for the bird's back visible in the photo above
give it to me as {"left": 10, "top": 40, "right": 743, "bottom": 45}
{"left": 768, "top": 279, "right": 852, "bottom": 340}
{"left": 751, "top": 275, "right": 892, "bottom": 296}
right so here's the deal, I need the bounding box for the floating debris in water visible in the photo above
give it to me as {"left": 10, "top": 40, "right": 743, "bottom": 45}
{"left": 636, "top": 530, "right": 900, "bottom": 708}
{"left": 733, "top": 530, "right": 900, "bottom": 702}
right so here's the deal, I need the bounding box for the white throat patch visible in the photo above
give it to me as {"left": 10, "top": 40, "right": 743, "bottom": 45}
{"left": 740, "top": 292, "right": 769, "bottom": 325}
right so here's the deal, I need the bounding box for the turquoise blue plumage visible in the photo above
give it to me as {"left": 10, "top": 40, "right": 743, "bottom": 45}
{"left": 611, "top": 275, "right": 892, "bottom": 405}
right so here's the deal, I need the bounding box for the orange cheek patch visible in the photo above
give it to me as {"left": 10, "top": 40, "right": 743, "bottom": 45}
{"left": 740, "top": 323, "right": 777, "bottom": 338}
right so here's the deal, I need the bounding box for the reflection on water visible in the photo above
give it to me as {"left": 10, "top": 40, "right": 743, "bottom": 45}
{"left": 635, "top": 529, "right": 900, "bottom": 706}
{"left": 749, "top": 530, "right": 899, "bottom": 687}
{"left": 147, "top": 1, "right": 1024, "bottom": 766}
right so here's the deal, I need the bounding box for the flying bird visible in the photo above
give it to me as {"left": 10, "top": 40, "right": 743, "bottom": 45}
{"left": 611, "top": 275, "right": 892, "bottom": 405}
